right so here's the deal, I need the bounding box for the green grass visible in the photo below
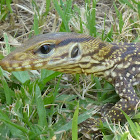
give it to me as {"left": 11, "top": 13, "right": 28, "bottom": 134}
{"left": 0, "top": 0, "right": 13, "bottom": 21}
{"left": 0, "top": 0, "right": 140, "bottom": 139}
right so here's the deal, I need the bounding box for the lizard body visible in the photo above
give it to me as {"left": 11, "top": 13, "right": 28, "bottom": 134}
{"left": 0, "top": 32, "right": 139, "bottom": 124}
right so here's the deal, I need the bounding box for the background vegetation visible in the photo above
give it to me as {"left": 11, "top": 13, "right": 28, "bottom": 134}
{"left": 0, "top": 0, "right": 140, "bottom": 139}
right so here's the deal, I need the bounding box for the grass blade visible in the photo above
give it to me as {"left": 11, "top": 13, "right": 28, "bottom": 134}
{"left": 12, "top": 71, "right": 30, "bottom": 83}
{"left": 53, "top": 0, "right": 70, "bottom": 32}
{"left": 34, "top": 13, "right": 40, "bottom": 35}
{"left": 0, "top": 67, "right": 12, "bottom": 105}
{"left": 4, "top": 33, "right": 10, "bottom": 54}
{"left": 0, "top": 110, "right": 28, "bottom": 134}
{"left": 118, "top": 0, "right": 136, "bottom": 11}
{"left": 72, "top": 102, "right": 79, "bottom": 140}
{"left": 6, "top": 0, "right": 13, "bottom": 13}
{"left": 45, "top": 0, "right": 51, "bottom": 15}
{"left": 138, "top": 2, "right": 140, "bottom": 18}
{"left": 86, "top": 0, "right": 97, "bottom": 36}
{"left": 113, "top": 2, "right": 124, "bottom": 33}
{"left": 35, "top": 84, "right": 48, "bottom": 128}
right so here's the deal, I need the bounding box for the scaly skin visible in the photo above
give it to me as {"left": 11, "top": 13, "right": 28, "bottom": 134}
{"left": 0, "top": 32, "right": 140, "bottom": 126}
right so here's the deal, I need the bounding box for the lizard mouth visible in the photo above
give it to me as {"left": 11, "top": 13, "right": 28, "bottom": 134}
{"left": 0, "top": 59, "right": 47, "bottom": 72}
{"left": 0, "top": 59, "right": 83, "bottom": 73}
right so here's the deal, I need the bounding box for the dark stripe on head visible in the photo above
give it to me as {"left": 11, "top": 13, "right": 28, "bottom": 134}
{"left": 56, "top": 37, "right": 94, "bottom": 47}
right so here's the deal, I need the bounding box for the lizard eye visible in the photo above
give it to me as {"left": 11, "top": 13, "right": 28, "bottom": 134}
{"left": 39, "top": 44, "right": 55, "bottom": 54}
{"left": 71, "top": 45, "right": 80, "bottom": 58}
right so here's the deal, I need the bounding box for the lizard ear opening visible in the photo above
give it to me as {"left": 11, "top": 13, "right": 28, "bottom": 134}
{"left": 70, "top": 43, "right": 81, "bottom": 58}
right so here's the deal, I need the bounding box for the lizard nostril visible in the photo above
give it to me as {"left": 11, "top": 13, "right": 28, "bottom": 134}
{"left": 14, "top": 53, "right": 27, "bottom": 60}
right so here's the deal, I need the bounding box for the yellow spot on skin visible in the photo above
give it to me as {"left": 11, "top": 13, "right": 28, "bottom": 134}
{"left": 34, "top": 63, "right": 43, "bottom": 68}
{"left": 7, "top": 67, "right": 13, "bottom": 71}
{"left": 15, "top": 67, "right": 23, "bottom": 70}
{"left": 21, "top": 61, "right": 30, "bottom": 66}
{"left": 24, "top": 65, "right": 32, "bottom": 69}
{"left": 113, "top": 118, "right": 115, "bottom": 121}
{"left": 111, "top": 71, "right": 117, "bottom": 77}
{"left": 125, "top": 104, "right": 127, "bottom": 108}
{"left": 12, "top": 63, "right": 19, "bottom": 68}
{"left": 117, "top": 63, "right": 123, "bottom": 69}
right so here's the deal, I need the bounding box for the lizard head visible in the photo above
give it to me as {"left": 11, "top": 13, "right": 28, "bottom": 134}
{"left": 0, "top": 32, "right": 109, "bottom": 74}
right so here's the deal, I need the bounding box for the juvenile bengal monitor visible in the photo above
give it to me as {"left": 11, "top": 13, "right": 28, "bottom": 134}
{"left": 0, "top": 32, "right": 140, "bottom": 124}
